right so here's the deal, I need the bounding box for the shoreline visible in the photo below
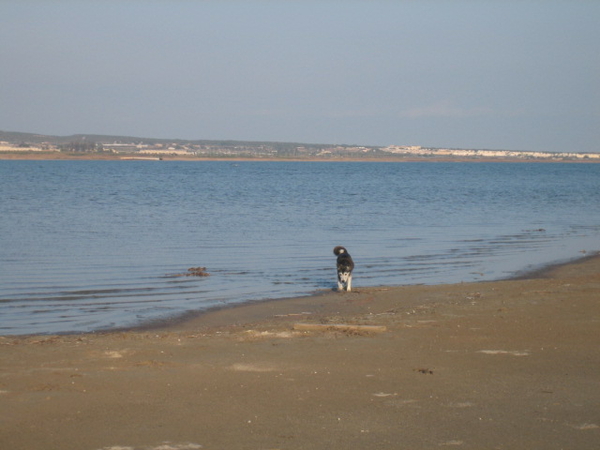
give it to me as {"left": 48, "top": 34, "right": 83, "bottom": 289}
{"left": 2, "top": 151, "right": 599, "bottom": 163}
{"left": 1, "top": 254, "right": 599, "bottom": 448}
{"left": 132, "top": 250, "right": 600, "bottom": 332}
{"left": 6, "top": 252, "right": 597, "bottom": 339}
{"left": 114, "top": 250, "right": 600, "bottom": 336}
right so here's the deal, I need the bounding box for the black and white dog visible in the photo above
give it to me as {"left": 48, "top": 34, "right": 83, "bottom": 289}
{"left": 333, "top": 246, "right": 354, "bottom": 292}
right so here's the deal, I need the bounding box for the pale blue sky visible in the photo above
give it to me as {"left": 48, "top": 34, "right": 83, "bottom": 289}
{"left": 1, "top": 1, "right": 598, "bottom": 152}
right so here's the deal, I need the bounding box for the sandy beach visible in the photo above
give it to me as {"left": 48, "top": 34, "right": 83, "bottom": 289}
{"left": 1, "top": 254, "right": 599, "bottom": 449}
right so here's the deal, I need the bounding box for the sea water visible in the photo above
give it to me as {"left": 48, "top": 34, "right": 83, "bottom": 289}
{"left": 1, "top": 160, "right": 599, "bottom": 335}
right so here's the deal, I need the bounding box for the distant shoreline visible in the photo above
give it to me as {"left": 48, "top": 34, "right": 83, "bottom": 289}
{"left": 1, "top": 151, "right": 599, "bottom": 163}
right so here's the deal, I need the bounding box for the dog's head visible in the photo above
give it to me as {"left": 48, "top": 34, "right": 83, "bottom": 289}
{"left": 333, "top": 246, "right": 347, "bottom": 256}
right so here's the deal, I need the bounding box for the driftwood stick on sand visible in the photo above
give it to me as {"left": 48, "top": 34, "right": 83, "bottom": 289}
{"left": 293, "top": 323, "right": 387, "bottom": 333}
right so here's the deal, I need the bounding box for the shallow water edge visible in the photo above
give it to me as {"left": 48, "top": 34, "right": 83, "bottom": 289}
{"left": 10, "top": 251, "right": 597, "bottom": 338}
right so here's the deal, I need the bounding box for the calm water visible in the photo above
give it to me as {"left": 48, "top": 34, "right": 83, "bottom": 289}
{"left": 1, "top": 161, "right": 599, "bottom": 335}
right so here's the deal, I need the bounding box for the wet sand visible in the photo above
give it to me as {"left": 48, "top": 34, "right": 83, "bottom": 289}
{"left": 1, "top": 254, "right": 599, "bottom": 449}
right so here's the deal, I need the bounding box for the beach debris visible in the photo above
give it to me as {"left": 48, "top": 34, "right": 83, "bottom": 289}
{"left": 274, "top": 312, "right": 313, "bottom": 317}
{"left": 169, "top": 267, "right": 210, "bottom": 277}
{"left": 230, "top": 363, "right": 278, "bottom": 372}
{"left": 103, "top": 350, "right": 127, "bottom": 359}
{"left": 414, "top": 368, "right": 434, "bottom": 375}
{"left": 240, "top": 330, "right": 300, "bottom": 340}
{"left": 445, "top": 402, "right": 475, "bottom": 408}
{"left": 293, "top": 323, "right": 387, "bottom": 333}
{"left": 567, "top": 423, "right": 599, "bottom": 430}
{"left": 372, "top": 392, "right": 398, "bottom": 397}
{"left": 477, "top": 350, "right": 530, "bottom": 356}
{"left": 439, "top": 440, "right": 465, "bottom": 446}
{"left": 98, "top": 443, "right": 203, "bottom": 450}
{"left": 186, "top": 267, "right": 210, "bottom": 277}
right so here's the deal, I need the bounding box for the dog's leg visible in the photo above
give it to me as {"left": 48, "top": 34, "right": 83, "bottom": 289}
{"left": 338, "top": 272, "right": 351, "bottom": 291}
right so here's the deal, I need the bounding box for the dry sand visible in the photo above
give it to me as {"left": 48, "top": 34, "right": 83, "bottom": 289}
{"left": 1, "top": 255, "right": 599, "bottom": 450}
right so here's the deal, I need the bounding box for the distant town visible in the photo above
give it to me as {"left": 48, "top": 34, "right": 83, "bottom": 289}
{"left": 1, "top": 130, "right": 598, "bottom": 162}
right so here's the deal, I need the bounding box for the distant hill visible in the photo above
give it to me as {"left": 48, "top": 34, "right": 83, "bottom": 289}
{"left": 0, "top": 130, "right": 343, "bottom": 151}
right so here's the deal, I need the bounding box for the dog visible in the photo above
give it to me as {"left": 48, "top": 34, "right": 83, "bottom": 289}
{"left": 333, "top": 246, "right": 354, "bottom": 292}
